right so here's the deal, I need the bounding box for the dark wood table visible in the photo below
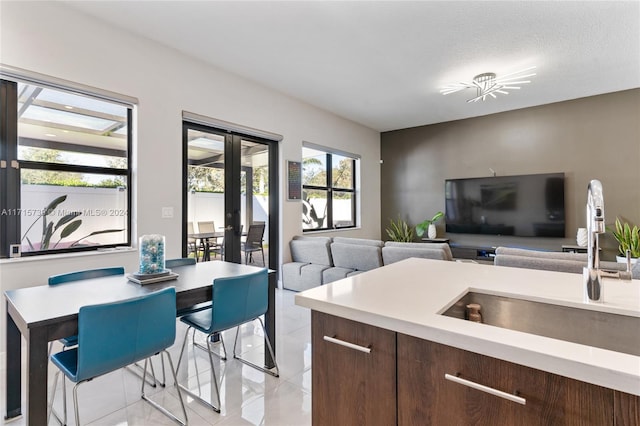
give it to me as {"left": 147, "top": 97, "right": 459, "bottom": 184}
{"left": 4, "top": 261, "right": 276, "bottom": 425}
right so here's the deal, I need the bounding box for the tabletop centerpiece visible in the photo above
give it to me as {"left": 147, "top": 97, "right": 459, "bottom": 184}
{"left": 138, "top": 234, "right": 167, "bottom": 275}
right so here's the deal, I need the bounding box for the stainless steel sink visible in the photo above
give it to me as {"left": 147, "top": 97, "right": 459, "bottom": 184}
{"left": 441, "top": 291, "right": 640, "bottom": 357}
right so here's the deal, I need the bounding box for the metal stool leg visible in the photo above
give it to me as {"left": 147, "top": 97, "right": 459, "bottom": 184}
{"left": 233, "top": 318, "right": 279, "bottom": 377}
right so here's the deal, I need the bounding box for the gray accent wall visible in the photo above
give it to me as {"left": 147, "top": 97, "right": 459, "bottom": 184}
{"left": 380, "top": 89, "right": 640, "bottom": 260}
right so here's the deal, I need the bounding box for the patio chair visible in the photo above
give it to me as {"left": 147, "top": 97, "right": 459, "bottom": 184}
{"left": 241, "top": 223, "right": 266, "bottom": 266}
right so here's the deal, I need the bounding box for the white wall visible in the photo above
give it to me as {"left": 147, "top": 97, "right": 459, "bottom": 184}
{"left": 0, "top": 1, "right": 380, "bottom": 354}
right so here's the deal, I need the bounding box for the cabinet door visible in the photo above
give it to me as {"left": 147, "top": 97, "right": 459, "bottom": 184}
{"left": 397, "top": 334, "right": 614, "bottom": 426}
{"left": 614, "top": 391, "right": 640, "bottom": 426}
{"left": 312, "top": 311, "right": 396, "bottom": 426}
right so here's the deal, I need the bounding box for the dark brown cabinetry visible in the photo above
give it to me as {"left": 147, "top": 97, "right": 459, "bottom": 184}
{"left": 615, "top": 391, "right": 640, "bottom": 426}
{"left": 311, "top": 311, "right": 397, "bottom": 425}
{"left": 311, "top": 311, "right": 639, "bottom": 426}
{"left": 397, "top": 334, "right": 617, "bottom": 425}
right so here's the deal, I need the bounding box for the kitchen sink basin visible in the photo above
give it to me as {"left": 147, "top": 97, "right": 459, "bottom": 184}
{"left": 441, "top": 291, "right": 640, "bottom": 357}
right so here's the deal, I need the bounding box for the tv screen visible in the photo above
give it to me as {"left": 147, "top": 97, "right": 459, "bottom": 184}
{"left": 445, "top": 173, "right": 565, "bottom": 237}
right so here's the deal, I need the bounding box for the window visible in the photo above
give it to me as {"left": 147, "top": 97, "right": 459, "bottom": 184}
{"left": 0, "top": 76, "right": 133, "bottom": 257}
{"left": 302, "top": 144, "right": 358, "bottom": 231}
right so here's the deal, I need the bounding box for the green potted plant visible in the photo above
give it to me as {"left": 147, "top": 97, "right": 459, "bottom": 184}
{"left": 610, "top": 217, "right": 640, "bottom": 263}
{"left": 386, "top": 216, "right": 414, "bottom": 242}
{"left": 416, "top": 211, "right": 444, "bottom": 240}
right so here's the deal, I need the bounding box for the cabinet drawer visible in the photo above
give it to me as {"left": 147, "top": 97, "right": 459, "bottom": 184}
{"left": 397, "top": 334, "right": 614, "bottom": 426}
{"left": 312, "top": 311, "right": 396, "bottom": 426}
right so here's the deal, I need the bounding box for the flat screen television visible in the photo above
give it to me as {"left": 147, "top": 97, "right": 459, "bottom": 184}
{"left": 445, "top": 173, "right": 565, "bottom": 237}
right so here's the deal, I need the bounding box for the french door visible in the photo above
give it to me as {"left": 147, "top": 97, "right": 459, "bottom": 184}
{"left": 182, "top": 121, "right": 278, "bottom": 268}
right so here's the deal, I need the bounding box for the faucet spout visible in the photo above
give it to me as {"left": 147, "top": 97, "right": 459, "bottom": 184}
{"left": 584, "top": 179, "right": 605, "bottom": 302}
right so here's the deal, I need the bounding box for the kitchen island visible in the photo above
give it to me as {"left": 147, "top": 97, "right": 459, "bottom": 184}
{"left": 295, "top": 258, "right": 640, "bottom": 425}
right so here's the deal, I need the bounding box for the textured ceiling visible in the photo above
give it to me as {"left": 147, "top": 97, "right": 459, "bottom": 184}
{"left": 64, "top": 1, "right": 640, "bottom": 132}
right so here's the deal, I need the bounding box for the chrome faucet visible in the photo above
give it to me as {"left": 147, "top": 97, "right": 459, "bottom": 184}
{"left": 583, "top": 180, "right": 633, "bottom": 303}
{"left": 584, "top": 180, "right": 605, "bottom": 302}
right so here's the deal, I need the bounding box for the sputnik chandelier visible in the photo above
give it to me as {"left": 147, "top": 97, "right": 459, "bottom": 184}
{"left": 440, "top": 66, "right": 536, "bottom": 103}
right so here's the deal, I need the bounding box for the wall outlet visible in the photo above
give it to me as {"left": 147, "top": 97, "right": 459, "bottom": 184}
{"left": 9, "top": 244, "right": 21, "bottom": 258}
{"left": 161, "top": 207, "right": 174, "bottom": 218}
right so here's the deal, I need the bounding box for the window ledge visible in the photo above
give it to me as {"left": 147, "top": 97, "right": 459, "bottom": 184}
{"left": 302, "top": 227, "right": 361, "bottom": 235}
{"left": 0, "top": 247, "right": 136, "bottom": 265}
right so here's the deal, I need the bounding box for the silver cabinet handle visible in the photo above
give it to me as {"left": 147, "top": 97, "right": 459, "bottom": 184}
{"left": 323, "top": 335, "right": 371, "bottom": 353}
{"left": 445, "top": 373, "right": 526, "bottom": 405}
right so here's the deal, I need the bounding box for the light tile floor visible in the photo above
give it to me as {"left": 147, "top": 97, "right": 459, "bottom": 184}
{"left": 1, "top": 289, "right": 312, "bottom": 426}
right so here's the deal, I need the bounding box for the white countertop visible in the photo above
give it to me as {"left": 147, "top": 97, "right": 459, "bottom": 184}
{"left": 295, "top": 258, "right": 640, "bottom": 395}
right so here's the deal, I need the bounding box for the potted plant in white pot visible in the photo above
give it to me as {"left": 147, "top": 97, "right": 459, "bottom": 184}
{"left": 610, "top": 217, "right": 639, "bottom": 263}
{"left": 416, "top": 211, "right": 444, "bottom": 240}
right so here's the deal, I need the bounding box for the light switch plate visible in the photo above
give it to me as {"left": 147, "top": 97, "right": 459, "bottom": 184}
{"left": 161, "top": 207, "right": 174, "bottom": 218}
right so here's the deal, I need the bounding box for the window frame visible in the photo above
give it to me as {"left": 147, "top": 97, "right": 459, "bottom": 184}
{"left": 302, "top": 143, "right": 358, "bottom": 232}
{"left": 0, "top": 74, "right": 134, "bottom": 258}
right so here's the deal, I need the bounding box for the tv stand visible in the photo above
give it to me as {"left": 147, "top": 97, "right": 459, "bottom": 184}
{"left": 449, "top": 243, "right": 496, "bottom": 262}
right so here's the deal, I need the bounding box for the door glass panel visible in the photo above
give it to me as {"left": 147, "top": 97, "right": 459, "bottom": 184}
{"left": 186, "top": 129, "right": 225, "bottom": 261}
{"left": 241, "top": 138, "right": 269, "bottom": 266}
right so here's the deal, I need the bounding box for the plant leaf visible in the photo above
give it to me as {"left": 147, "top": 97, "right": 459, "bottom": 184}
{"left": 55, "top": 212, "right": 82, "bottom": 231}
{"left": 60, "top": 220, "right": 82, "bottom": 239}
{"left": 416, "top": 221, "right": 428, "bottom": 237}
{"left": 69, "top": 229, "right": 124, "bottom": 246}
{"left": 44, "top": 195, "right": 67, "bottom": 216}
{"left": 42, "top": 222, "right": 54, "bottom": 250}
{"left": 84, "top": 228, "right": 124, "bottom": 237}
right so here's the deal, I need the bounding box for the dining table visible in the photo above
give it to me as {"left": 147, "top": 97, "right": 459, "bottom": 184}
{"left": 188, "top": 231, "right": 225, "bottom": 261}
{"left": 4, "top": 261, "right": 276, "bottom": 425}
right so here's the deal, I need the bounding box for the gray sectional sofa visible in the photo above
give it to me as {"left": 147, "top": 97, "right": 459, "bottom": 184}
{"left": 494, "top": 246, "right": 640, "bottom": 278}
{"left": 282, "top": 236, "right": 452, "bottom": 291}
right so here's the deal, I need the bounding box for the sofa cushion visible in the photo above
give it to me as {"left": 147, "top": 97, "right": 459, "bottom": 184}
{"left": 331, "top": 243, "right": 383, "bottom": 271}
{"left": 384, "top": 242, "right": 453, "bottom": 261}
{"left": 282, "top": 262, "right": 331, "bottom": 291}
{"left": 323, "top": 266, "right": 355, "bottom": 284}
{"left": 333, "top": 237, "right": 384, "bottom": 247}
{"left": 293, "top": 235, "right": 332, "bottom": 243}
{"left": 382, "top": 246, "right": 448, "bottom": 265}
{"left": 495, "top": 247, "right": 587, "bottom": 261}
{"left": 494, "top": 254, "right": 585, "bottom": 274}
{"left": 290, "top": 238, "right": 333, "bottom": 265}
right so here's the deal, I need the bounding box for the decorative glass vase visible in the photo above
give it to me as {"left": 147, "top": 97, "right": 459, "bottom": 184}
{"left": 139, "top": 234, "right": 166, "bottom": 274}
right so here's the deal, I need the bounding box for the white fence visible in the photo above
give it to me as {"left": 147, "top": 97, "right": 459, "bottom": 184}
{"left": 20, "top": 185, "right": 128, "bottom": 251}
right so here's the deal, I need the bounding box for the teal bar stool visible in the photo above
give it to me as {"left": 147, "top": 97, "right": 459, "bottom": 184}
{"left": 48, "top": 287, "right": 188, "bottom": 426}
{"left": 166, "top": 258, "right": 213, "bottom": 316}
{"left": 176, "top": 268, "right": 279, "bottom": 412}
{"left": 48, "top": 267, "right": 126, "bottom": 351}
{"left": 166, "top": 257, "right": 196, "bottom": 268}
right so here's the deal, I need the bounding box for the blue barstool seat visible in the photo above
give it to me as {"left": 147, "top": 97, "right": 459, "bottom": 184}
{"left": 48, "top": 287, "right": 187, "bottom": 426}
{"left": 48, "top": 267, "right": 126, "bottom": 350}
{"left": 176, "top": 268, "right": 278, "bottom": 412}
{"left": 166, "top": 258, "right": 212, "bottom": 316}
